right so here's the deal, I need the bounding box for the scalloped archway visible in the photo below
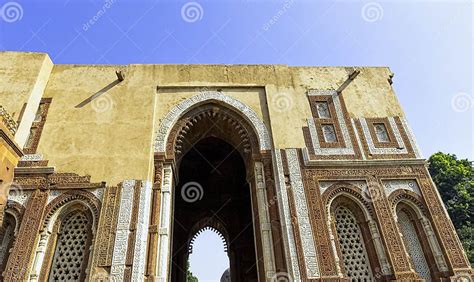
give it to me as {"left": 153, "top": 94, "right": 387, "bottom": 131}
{"left": 153, "top": 91, "right": 272, "bottom": 153}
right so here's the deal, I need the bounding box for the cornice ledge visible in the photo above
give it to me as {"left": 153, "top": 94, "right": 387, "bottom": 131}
{"left": 14, "top": 166, "right": 55, "bottom": 175}
{"left": 301, "top": 148, "right": 426, "bottom": 167}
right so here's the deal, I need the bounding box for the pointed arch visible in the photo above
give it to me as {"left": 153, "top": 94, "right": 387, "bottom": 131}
{"left": 29, "top": 191, "right": 101, "bottom": 281}
{"left": 153, "top": 92, "right": 271, "bottom": 153}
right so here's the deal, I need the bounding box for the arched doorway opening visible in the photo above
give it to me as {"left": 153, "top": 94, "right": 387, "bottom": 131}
{"left": 150, "top": 98, "right": 284, "bottom": 281}
{"left": 171, "top": 137, "right": 258, "bottom": 281}
{"left": 187, "top": 227, "right": 230, "bottom": 281}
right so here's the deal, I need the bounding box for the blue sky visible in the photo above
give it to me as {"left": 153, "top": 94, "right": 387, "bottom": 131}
{"left": 1, "top": 0, "right": 472, "bottom": 280}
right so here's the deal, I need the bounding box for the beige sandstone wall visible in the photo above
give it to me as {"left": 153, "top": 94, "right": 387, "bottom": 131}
{"left": 0, "top": 51, "right": 406, "bottom": 185}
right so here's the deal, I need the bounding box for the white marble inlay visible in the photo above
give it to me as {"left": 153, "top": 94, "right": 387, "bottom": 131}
{"left": 110, "top": 180, "right": 135, "bottom": 280}
{"left": 274, "top": 150, "right": 301, "bottom": 281}
{"left": 360, "top": 117, "right": 408, "bottom": 155}
{"left": 286, "top": 149, "right": 320, "bottom": 278}
{"left": 306, "top": 90, "right": 356, "bottom": 156}
{"left": 20, "top": 154, "right": 43, "bottom": 161}
{"left": 131, "top": 181, "right": 152, "bottom": 281}
{"left": 7, "top": 190, "right": 32, "bottom": 206}
{"left": 383, "top": 179, "right": 421, "bottom": 196}
{"left": 154, "top": 91, "right": 271, "bottom": 153}
{"left": 319, "top": 180, "right": 368, "bottom": 195}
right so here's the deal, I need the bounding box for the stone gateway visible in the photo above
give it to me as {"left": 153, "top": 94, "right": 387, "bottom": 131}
{"left": 0, "top": 51, "right": 472, "bottom": 281}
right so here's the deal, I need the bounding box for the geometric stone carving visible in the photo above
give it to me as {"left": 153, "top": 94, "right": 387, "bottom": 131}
{"left": 286, "top": 149, "right": 320, "bottom": 278}
{"left": 273, "top": 150, "right": 301, "bottom": 280}
{"left": 334, "top": 206, "right": 373, "bottom": 280}
{"left": 254, "top": 161, "right": 276, "bottom": 279}
{"left": 131, "top": 181, "right": 152, "bottom": 281}
{"left": 153, "top": 91, "right": 271, "bottom": 153}
{"left": 49, "top": 212, "right": 90, "bottom": 281}
{"left": 360, "top": 117, "right": 408, "bottom": 155}
{"left": 383, "top": 179, "right": 421, "bottom": 197}
{"left": 306, "top": 90, "right": 357, "bottom": 156}
{"left": 110, "top": 180, "right": 136, "bottom": 281}
{"left": 20, "top": 154, "right": 43, "bottom": 161}
{"left": 319, "top": 180, "right": 367, "bottom": 195}
{"left": 7, "top": 189, "right": 32, "bottom": 206}
{"left": 397, "top": 211, "right": 431, "bottom": 281}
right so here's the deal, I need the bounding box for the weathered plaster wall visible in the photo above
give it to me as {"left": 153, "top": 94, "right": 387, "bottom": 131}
{"left": 37, "top": 64, "right": 156, "bottom": 185}
{"left": 0, "top": 52, "right": 53, "bottom": 147}
{"left": 0, "top": 52, "right": 407, "bottom": 186}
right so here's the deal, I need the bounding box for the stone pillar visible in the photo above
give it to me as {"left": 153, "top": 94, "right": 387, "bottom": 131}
{"left": 367, "top": 220, "right": 391, "bottom": 275}
{"left": 366, "top": 176, "right": 419, "bottom": 280}
{"left": 146, "top": 161, "right": 163, "bottom": 280}
{"left": 3, "top": 189, "right": 48, "bottom": 281}
{"left": 254, "top": 161, "right": 276, "bottom": 280}
{"left": 29, "top": 231, "right": 50, "bottom": 281}
{"left": 327, "top": 214, "right": 343, "bottom": 277}
{"left": 131, "top": 181, "right": 152, "bottom": 281}
{"left": 156, "top": 164, "right": 173, "bottom": 281}
{"left": 420, "top": 216, "right": 448, "bottom": 273}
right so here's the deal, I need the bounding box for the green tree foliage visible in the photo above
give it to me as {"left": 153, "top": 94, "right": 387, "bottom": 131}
{"left": 428, "top": 152, "right": 473, "bottom": 264}
{"left": 186, "top": 261, "right": 199, "bottom": 282}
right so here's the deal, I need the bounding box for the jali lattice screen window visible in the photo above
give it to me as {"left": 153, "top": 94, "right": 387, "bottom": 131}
{"left": 335, "top": 206, "right": 373, "bottom": 281}
{"left": 397, "top": 210, "right": 431, "bottom": 282}
{"left": 49, "top": 212, "right": 91, "bottom": 282}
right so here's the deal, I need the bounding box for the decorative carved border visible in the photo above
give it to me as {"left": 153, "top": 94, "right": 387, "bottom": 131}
{"left": 388, "top": 189, "right": 425, "bottom": 215}
{"left": 273, "top": 149, "right": 301, "bottom": 280}
{"left": 165, "top": 104, "right": 260, "bottom": 162}
{"left": 41, "top": 190, "right": 101, "bottom": 231}
{"left": 365, "top": 117, "right": 399, "bottom": 148}
{"left": 131, "top": 181, "right": 152, "bottom": 281}
{"left": 321, "top": 182, "right": 375, "bottom": 218}
{"left": 304, "top": 90, "right": 363, "bottom": 160}
{"left": 110, "top": 180, "right": 136, "bottom": 281}
{"left": 382, "top": 179, "right": 421, "bottom": 198}
{"left": 355, "top": 116, "right": 420, "bottom": 159}
{"left": 286, "top": 149, "right": 320, "bottom": 278}
{"left": 3, "top": 190, "right": 48, "bottom": 281}
{"left": 94, "top": 186, "right": 121, "bottom": 268}
{"left": 308, "top": 95, "right": 346, "bottom": 148}
{"left": 154, "top": 91, "right": 271, "bottom": 153}
{"left": 301, "top": 161, "right": 472, "bottom": 277}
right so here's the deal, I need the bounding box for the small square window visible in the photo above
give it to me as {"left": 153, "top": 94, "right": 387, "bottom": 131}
{"left": 374, "top": 123, "right": 390, "bottom": 142}
{"left": 322, "top": 124, "right": 337, "bottom": 143}
{"left": 316, "top": 102, "right": 331, "bottom": 119}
